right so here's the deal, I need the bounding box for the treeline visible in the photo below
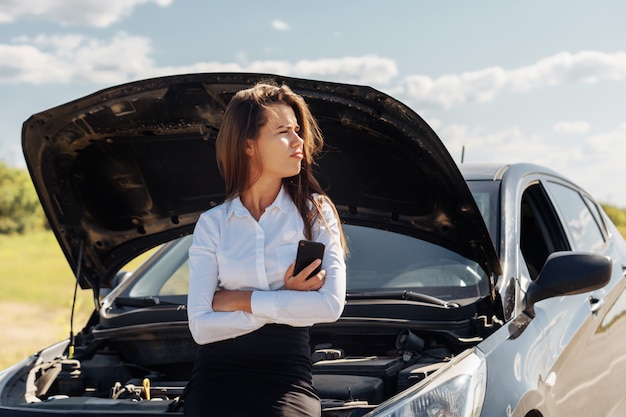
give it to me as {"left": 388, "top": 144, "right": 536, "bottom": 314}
{"left": 1, "top": 161, "right": 626, "bottom": 235}
{"left": 604, "top": 205, "right": 626, "bottom": 234}
{"left": 0, "top": 162, "right": 47, "bottom": 234}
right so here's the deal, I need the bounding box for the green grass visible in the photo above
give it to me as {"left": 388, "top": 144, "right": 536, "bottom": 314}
{"left": 0, "top": 231, "right": 94, "bottom": 368}
{"left": 0, "top": 231, "right": 88, "bottom": 307}
{"left": 0, "top": 230, "right": 154, "bottom": 369}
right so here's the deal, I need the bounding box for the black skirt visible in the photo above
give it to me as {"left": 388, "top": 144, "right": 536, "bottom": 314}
{"left": 183, "top": 324, "right": 320, "bottom": 417}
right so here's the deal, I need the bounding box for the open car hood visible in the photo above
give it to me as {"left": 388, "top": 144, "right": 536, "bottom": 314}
{"left": 22, "top": 73, "right": 501, "bottom": 291}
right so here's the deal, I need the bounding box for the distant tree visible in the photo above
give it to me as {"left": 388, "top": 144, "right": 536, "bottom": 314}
{"left": 0, "top": 162, "right": 47, "bottom": 234}
{"left": 603, "top": 204, "right": 626, "bottom": 227}
{"left": 602, "top": 204, "right": 626, "bottom": 239}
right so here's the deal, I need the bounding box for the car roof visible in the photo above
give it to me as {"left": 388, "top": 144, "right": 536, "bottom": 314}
{"left": 458, "top": 163, "right": 509, "bottom": 181}
{"left": 458, "top": 162, "right": 574, "bottom": 184}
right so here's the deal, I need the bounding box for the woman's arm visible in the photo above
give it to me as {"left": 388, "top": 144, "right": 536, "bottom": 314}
{"left": 212, "top": 258, "right": 326, "bottom": 312}
{"left": 249, "top": 197, "right": 347, "bottom": 326}
{"left": 187, "top": 212, "right": 267, "bottom": 345}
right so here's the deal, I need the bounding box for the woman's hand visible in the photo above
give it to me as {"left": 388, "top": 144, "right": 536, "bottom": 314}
{"left": 213, "top": 260, "right": 325, "bottom": 313}
{"left": 284, "top": 260, "right": 326, "bottom": 291}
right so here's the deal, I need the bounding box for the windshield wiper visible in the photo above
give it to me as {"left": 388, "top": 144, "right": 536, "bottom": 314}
{"left": 114, "top": 296, "right": 184, "bottom": 308}
{"left": 346, "top": 290, "right": 460, "bottom": 309}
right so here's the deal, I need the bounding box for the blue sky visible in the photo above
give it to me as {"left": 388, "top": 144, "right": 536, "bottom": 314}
{"left": 1, "top": 0, "right": 625, "bottom": 206}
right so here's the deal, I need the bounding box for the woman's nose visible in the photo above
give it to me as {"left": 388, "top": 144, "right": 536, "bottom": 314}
{"left": 290, "top": 131, "right": 304, "bottom": 145}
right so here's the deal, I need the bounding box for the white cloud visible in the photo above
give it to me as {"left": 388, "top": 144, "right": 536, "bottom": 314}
{"left": 574, "top": 125, "right": 626, "bottom": 205}
{"left": 402, "top": 51, "right": 626, "bottom": 109}
{"left": 438, "top": 121, "right": 626, "bottom": 207}
{"left": 0, "top": 34, "right": 398, "bottom": 87}
{"left": 509, "top": 51, "right": 626, "bottom": 90}
{"left": 290, "top": 56, "right": 398, "bottom": 85}
{"left": 4, "top": 32, "right": 626, "bottom": 107}
{"left": 552, "top": 121, "right": 591, "bottom": 134}
{"left": 150, "top": 55, "right": 398, "bottom": 86}
{"left": 438, "top": 124, "right": 555, "bottom": 165}
{"left": 0, "top": 0, "right": 172, "bottom": 27}
{"left": 271, "top": 20, "right": 291, "bottom": 31}
{"left": 403, "top": 66, "right": 507, "bottom": 110}
{"left": 585, "top": 124, "right": 626, "bottom": 172}
{"left": 0, "top": 32, "right": 154, "bottom": 84}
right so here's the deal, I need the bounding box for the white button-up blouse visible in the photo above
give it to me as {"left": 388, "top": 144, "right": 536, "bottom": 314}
{"left": 187, "top": 186, "right": 346, "bottom": 345}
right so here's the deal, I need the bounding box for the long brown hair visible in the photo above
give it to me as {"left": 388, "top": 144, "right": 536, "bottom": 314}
{"left": 215, "top": 80, "right": 347, "bottom": 255}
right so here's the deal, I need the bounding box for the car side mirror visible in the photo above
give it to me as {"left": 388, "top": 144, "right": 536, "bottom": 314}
{"left": 524, "top": 251, "right": 611, "bottom": 316}
{"left": 99, "top": 270, "right": 133, "bottom": 299}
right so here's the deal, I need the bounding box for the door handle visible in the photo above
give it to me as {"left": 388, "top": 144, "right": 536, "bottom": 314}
{"left": 589, "top": 296, "right": 604, "bottom": 315}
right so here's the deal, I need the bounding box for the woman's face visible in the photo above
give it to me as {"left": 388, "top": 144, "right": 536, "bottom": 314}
{"left": 247, "top": 103, "right": 304, "bottom": 181}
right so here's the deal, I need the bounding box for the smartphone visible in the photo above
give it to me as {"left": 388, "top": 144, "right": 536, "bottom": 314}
{"left": 294, "top": 240, "right": 325, "bottom": 279}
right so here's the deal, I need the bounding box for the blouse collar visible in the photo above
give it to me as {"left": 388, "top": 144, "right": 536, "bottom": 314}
{"left": 228, "top": 184, "right": 293, "bottom": 219}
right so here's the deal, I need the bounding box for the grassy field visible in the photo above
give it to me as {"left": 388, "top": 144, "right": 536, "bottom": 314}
{"left": 0, "top": 231, "right": 153, "bottom": 369}
{"left": 0, "top": 231, "right": 94, "bottom": 368}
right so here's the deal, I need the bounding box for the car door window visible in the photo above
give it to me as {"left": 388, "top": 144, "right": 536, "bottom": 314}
{"left": 519, "top": 183, "right": 569, "bottom": 279}
{"left": 583, "top": 195, "right": 608, "bottom": 239}
{"left": 546, "top": 181, "right": 606, "bottom": 253}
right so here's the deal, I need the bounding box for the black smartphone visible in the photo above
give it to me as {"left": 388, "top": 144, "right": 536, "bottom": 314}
{"left": 294, "top": 240, "right": 325, "bottom": 279}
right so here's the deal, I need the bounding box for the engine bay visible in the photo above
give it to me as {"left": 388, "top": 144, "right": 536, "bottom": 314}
{"left": 7, "top": 325, "right": 473, "bottom": 416}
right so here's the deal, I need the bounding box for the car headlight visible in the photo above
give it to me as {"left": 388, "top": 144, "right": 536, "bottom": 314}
{"left": 0, "top": 355, "right": 35, "bottom": 398}
{"left": 365, "top": 348, "right": 486, "bottom": 417}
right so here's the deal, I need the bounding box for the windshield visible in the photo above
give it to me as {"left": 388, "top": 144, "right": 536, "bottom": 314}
{"left": 121, "top": 224, "right": 490, "bottom": 303}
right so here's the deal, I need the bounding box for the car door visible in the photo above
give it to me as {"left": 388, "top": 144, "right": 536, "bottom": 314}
{"left": 601, "top": 252, "right": 626, "bottom": 416}
{"left": 545, "top": 179, "right": 626, "bottom": 416}
{"left": 533, "top": 177, "right": 615, "bottom": 416}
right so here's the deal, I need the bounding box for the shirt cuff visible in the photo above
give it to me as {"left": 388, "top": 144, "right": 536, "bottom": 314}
{"left": 250, "top": 290, "right": 278, "bottom": 319}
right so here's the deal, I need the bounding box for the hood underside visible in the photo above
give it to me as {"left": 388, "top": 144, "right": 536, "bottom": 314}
{"left": 22, "top": 73, "right": 500, "bottom": 290}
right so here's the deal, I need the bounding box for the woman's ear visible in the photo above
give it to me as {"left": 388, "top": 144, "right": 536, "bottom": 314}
{"left": 245, "top": 139, "right": 255, "bottom": 157}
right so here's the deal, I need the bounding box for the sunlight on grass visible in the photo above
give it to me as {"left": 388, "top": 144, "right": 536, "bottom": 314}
{"left": 0, "top": 230, "right": 157, "bottom": 369}
{"left": 0, "top": 231, "right": 77, "bottom": 305}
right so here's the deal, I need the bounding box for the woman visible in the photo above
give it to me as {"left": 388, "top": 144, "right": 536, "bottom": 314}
{"left": 184, "top": 81, "right": 347, "bottom": 416}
